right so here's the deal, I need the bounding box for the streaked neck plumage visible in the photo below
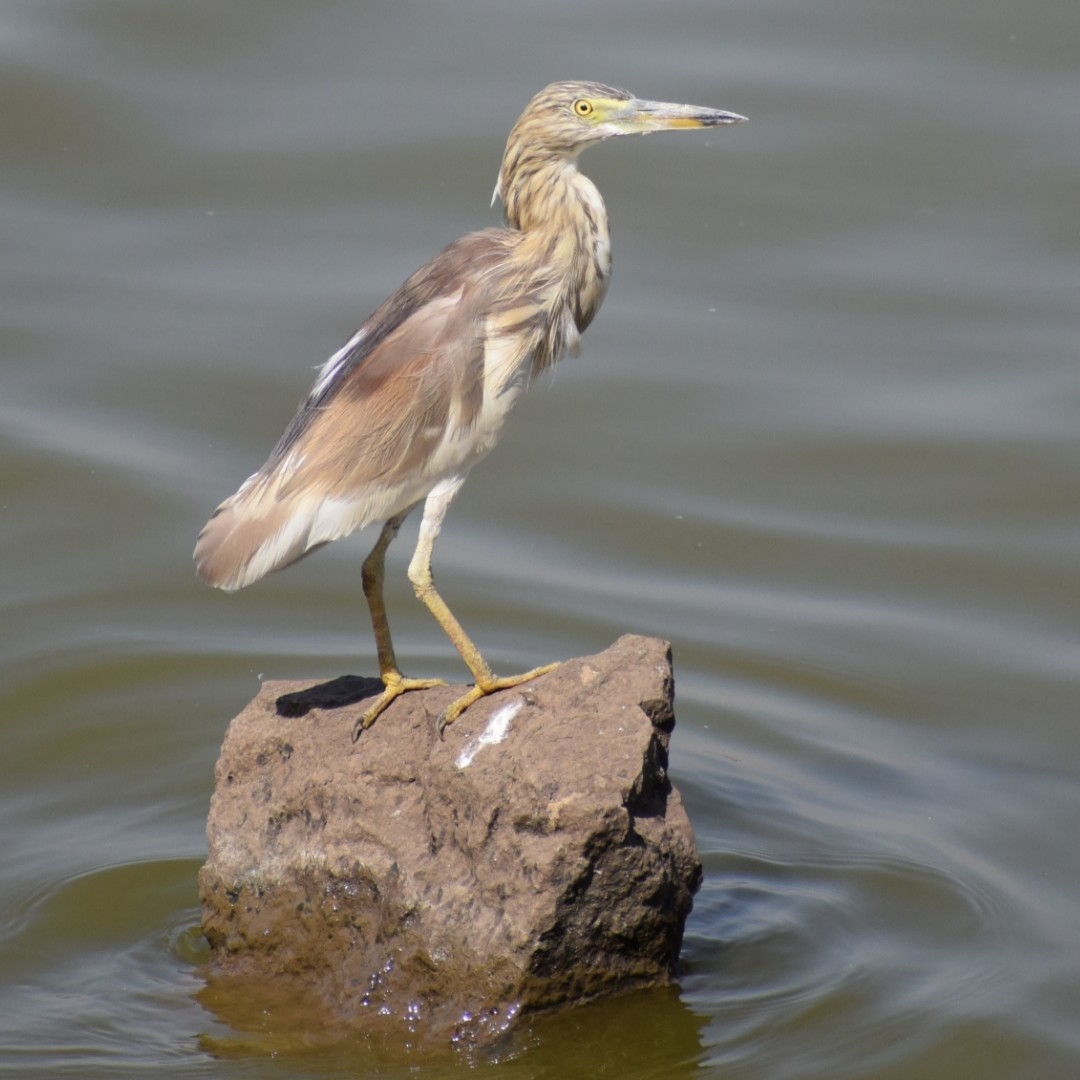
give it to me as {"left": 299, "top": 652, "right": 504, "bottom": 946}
{"left": 496, "top": 144, "right": 612, "bottom": 337}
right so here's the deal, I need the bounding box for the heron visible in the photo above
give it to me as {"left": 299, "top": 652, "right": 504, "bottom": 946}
{"left": 194, "top": 81, "right": 745, "bottom": 738}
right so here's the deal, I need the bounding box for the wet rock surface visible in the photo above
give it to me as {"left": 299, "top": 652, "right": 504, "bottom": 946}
{"left": 198, "top": 634, "right": 701, "bottom": 1046}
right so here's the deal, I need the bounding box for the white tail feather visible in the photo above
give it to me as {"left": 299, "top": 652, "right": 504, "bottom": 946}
{"left": 194, "top": 480, "right": 368, "bottom": 592}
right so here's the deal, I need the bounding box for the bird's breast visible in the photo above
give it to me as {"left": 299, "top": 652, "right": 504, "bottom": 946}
{"left": 478, "top": 320, "right": 536, "bottom": 423}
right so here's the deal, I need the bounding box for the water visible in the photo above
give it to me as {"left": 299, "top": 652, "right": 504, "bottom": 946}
{"left": 2, "top": 0, "right": 1078, "bottom": 1076}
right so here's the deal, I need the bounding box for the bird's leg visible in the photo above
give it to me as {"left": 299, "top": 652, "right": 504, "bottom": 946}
{"left": 353, "top": 511, "right": 445, "bottom": 740}
{"left": 408, "top": 479, "right": 559, "bottom": 737}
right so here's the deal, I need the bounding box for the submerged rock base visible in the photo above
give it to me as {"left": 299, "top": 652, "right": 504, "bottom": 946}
{"left": 198, "top": 634, "right": 701, "bottom": 1046}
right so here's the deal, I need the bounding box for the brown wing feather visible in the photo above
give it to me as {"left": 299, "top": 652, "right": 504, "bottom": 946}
{"left": 278, "top": 286, "right": 481, "bottom": 497}
{"left": 267, "top": 230, "right": 511, "bottom": 463}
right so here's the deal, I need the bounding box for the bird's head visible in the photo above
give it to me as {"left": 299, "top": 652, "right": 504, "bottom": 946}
{"left": 495, "top": 81, "right": 745, "bottom": 209}
{"left": 506, "top": 80, "right": 745, "bottom": 156}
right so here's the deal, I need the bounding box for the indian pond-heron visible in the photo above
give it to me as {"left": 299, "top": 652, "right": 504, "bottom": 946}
{"left": 194, "top": 81, "right": 746, "bottom": 736}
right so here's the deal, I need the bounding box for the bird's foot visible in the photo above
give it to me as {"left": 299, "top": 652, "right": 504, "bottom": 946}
{"left": 352, "top": 671, "right": 446, "bottom": 741}
{"left": 437, "top": 662, "right": 560, "bottom": 739}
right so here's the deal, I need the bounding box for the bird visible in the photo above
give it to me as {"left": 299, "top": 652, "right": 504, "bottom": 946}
{"left": 194, "top": 81, "right": 745, "bottom": 739}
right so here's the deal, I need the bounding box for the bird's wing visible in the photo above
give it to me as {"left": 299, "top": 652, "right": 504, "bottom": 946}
{"left": 274, "top": 282, "right": 486, "bottom": 499}
{"left": 268, "top": 229, "right": 512, "bottom": 466}
{"left": 194, "top": 230, "right": 512, "bottom": 590}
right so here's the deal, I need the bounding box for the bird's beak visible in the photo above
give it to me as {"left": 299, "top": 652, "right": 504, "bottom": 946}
{"left": 618, "top": 99, "right": 747, "bottom": 133}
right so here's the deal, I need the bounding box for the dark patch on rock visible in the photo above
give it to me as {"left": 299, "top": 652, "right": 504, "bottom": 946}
{"left": 274, "top": 674, "right": 384, "bottom": 717}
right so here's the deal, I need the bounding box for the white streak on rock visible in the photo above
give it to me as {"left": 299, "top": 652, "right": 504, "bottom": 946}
{"left": 456, "top": 699, "right": 523, "bottom": 768}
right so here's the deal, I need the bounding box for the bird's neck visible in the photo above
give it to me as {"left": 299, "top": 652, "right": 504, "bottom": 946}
{"left": 499, "top": 156, "right": 612, "bottom": 333}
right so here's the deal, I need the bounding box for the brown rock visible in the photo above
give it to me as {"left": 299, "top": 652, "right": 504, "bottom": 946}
{"left": 198, "top": 634, "right": 701, "bottom": 1046}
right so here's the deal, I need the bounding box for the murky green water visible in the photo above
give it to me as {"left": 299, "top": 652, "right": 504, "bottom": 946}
{"left": 3, "top": 0, "right": 1079, "bottom": 1076}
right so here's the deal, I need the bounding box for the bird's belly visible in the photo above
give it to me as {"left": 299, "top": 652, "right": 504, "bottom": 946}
{"left": 412, "top": 331, "right": 534, "bottom": 488}
{"left": 429, "top": 380, "right": 523, "bottom": 478}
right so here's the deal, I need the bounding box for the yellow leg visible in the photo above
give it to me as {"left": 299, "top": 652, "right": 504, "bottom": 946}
{"left": 407, "top": 479, "right": 560, "bottom": 736}
{"left": 353, "top": 512, "right": 445, "bottom": 740}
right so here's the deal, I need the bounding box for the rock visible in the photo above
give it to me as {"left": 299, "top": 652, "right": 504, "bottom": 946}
{"left": 198, "top": 634, "right": 701, "bottom": 1047}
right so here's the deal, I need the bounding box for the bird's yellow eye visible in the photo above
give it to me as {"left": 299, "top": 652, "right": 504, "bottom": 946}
{"left": 573, "top": 99, "right": 594, "bottom": 118}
